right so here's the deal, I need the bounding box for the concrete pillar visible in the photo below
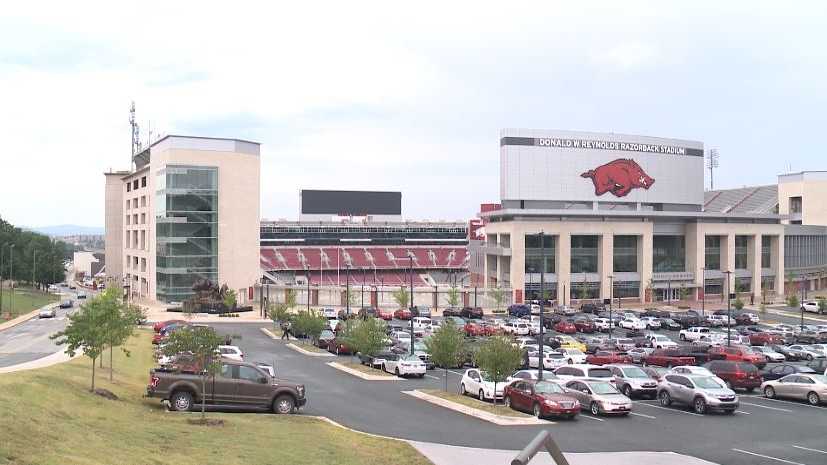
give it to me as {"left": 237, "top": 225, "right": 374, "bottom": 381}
{"left": 639, "top": 232, "right": 653, "bottom": 304}
{"left": 773, "top": 235, "right": 785, "bottom": 297}
{"left": 685, "top": 224, "right": 704, "bottom": 299}
{"left": 599, "top": 234, "right": 613, "bottom": 301}
{"left": 748, "top": 234, "right": 762, "bottom": 301}
{"left": 722, "top": 233, "right": 736, "bottom": 293}
{"left": 510, "top": 232, "right": 526, "bottom": 305}
{"left": 556, "top": 232, "right": 571, "bottom": 306}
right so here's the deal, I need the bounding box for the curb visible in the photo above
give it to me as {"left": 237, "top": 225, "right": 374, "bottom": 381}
{"left": 260, "top": 327, "right": 300, "bottom": 342}
{"left": 402, "top": 390, "right": 548, "bottom": 426}
{"left": 286, "top": 343, "right": 336, "bottom": 357}
{"left": 0, "top": 348, "right": 80, "bottom": 374}
{"left": 0, "top": 300, "right": 60, "bottom": 332}
{"left": 326, "top": 361, "right": 400, "bottom": 380}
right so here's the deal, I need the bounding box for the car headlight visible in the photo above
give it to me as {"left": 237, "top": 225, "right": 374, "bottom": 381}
{"left": 544, "top": 399, "right": 559, "bottom": 407}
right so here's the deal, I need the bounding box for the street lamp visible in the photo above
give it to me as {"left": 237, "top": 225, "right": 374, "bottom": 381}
{"left": 800, "top": 274, "right": 806, "bottom": 331}
{"left": 608, "top": 275, "right": 614, "bottom": 341}
{"left": 724, "top": 270, "right": 733, "bottom": 346}
{"left": 538, "top": 231, "right": 546, "bottom": 381}
{"left": 394, "top": 254, "right": 416, "bottom": 356}
{"left": 700, "top": 267, "right": 706, "bottom": 319}
{"left": 345, "top": 265, "right": 351, "bottom": 317}
{"left": 305, "top": 265, "right": 311, "bottom": 312}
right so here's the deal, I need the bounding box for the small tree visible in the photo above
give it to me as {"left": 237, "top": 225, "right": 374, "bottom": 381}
{"left": 161, "top": 326, "right": 224, "bottom": 420}
{"left": 474, "top": 336, "right": 522, "bottom": 405}
{"left": 223, "top": 288, "right": 237, "bottom": 309}
{"left": 99, "top": 287, "right": 144, "bottom": 381}
{"left": 268, "top": 302, "right": 290, "bottom": 329}
{"left": 425, "top": 319, "right": 465, "bottom": 391}
{"left": 284, "top": 288, "right": 297, "bottom": 309}
{"left": 292, "top": 310, "right": 327, "bottom": 345}
{"left": 446, "top": 286, "right": 461, "bottom": 308}
{"left": 733, "top": 297, "right": 744, "bottom": 311}
{"left": 818, "top": 297, "right": 827, "bottom": 314}
{"left": 50, "top": 295, "right": 108, "bottom": 391}
{"left": 577, "top": 284, "right": 589, "bottom": 301}
{"left": 341, "top": 317, "right": 387, "bottom": 363}
{"left": 391, "top": 287, "right": 409, "bottom": 309}
{"left": 487, "top": 286, "right": 505, "bottom": 313}
{"left": 787, "top": 294, "right": 800, "bottom": 309}
{"left": 679, "top": 285, "right": 689, "bottom": 302}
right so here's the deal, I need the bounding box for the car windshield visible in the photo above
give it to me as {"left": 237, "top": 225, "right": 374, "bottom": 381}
{"left": 810, "top": 375, "right": 827, "bottom": 384}
{"left": 587, "top": 368, "right": 613, "bottom": 378}
{"left": 414, "top": 343, "right": 427, "bottom": 351}
{"left": 402, "top": 355, "right": 421, "bottom": 362}
{"left": 534, "top": 382, "right": 565, "bottom": 394}
{"left": 622, "top": 367, "right": 649, "bottom": 378}
{"left": 617, "top": 339, "right": 633, "bottom": 344}
{"left": 588, "top": 382, "right": 618, "bottom": 394}
{"left": 693, "top": 376, "right": 725, "bottom": 389}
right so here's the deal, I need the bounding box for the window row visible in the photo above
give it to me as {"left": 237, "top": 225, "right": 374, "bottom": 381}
{"left": 126, "top": 176, "right": 147, "bottom": 192}
{"left": 125, "top": 230, "right": 147, "bottom": 250}
{"left": 125, "top": 195, "right": 147, "bottom": 210}
{"left": 125, "top": 213, "right": 146, "bottom": 225}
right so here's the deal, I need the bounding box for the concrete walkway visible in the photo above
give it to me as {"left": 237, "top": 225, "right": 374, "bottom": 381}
{"left": 0, "top": 348, "right": 76, "bottom": 374}
{"left": 408, "top": 441, "right": 719, "bottom": 465}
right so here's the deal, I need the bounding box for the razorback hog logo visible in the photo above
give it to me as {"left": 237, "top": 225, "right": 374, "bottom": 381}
{"left": 580, "top": 159, "right": 654, "bottom": 197}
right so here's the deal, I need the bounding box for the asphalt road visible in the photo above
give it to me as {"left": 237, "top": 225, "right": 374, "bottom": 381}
{"left": 202, "top": 320, "right": 827, "bottom": 465}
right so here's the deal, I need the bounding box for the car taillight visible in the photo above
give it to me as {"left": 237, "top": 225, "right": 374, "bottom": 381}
{"left": 149, "top": 376, "right": 159, "bottom": 388}
{"left": 735, "top": 372, "right": 746, "bottom": 378}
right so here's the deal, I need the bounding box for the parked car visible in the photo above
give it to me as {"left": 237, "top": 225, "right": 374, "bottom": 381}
{"left": 801, "top": 301, "right": 825, "bottom": 314}
{"left": 679, "top": 327, "right": 714, "bottom": 342}
{"left": 659, "top": 318, "right": 682, "bottom": 331}
{"left": 606, "top": 364, "right": 659, "bottom": 399}
{"left": 762, "top": 373, "right": 827, "bottom": 405}
{"left": 316, "top": 329, "right": 336, "bottom": 350}
{"left": 382, "top": 353, "right": 426, "bottom": 378}
{"left": 413, "top": 306, "right": 431, "bottom": 318}
{"left": 393, "top": 308, "right": 413, "bottom": 320}
{"left": 508, "top": 304, "right": 531, "bottom": 318}
{"left": 646, "top": 334, "right": 679, "bottom": 349}
{"left": 626, "top": 347, "right": 654, "bottom": 363}
{"left": 703, "top": 360, "right": 762, "bottom": 391}
{"left": 328, "top": 338, "right": 353, "bottom": 355}
{"left": 735, "top": 313, "right": 760, "bottom": 325}
{"left": 39, "top": 306, "right": 58, "bottom": 318}
{"left": 573, "top": 317, "right": 596, "bottom": 333}
{"left": 77, "top": 292, "right": 87, "bottom": 299}
{"left": 556, "top": 305, "right": 577, "bottom": 316}
{"left": 412, "top": 317, "right": 432, "bottom": 331}
{"left": 806, "top": 358, "right": 827, "bottom": 373}
{"left": 321, "top": 307, "right": 338, "bottom": 319}
{"left": 593, "top": 318, "right": 613, "bottom": 332}
{"left": 461, "top": 306, "right": 484, "bottom": 319}
{"left": 771, "top": 344, "right": 803, "bottom": 361}
{"left": 442, "top": 307, "right": 462, "bottom": 317}
{"left": 787, "top": 344, "right": 827, "bottom": 361}
{"left": 460, "top": 368, "right": 505, "bottom": 401}
{"left": 59, "top": 299, "right": 74, "bottom": 309}
{"left": 760, "top": 364, "right": 816, "bottom": 381}
{"left": 506, "top": 369, "right": 556, "bottom": 384}
{"left": 640, "top": 317, "right": 662, "bottom": 330}
{"left": 553, "top": 320, "right": 577, "bottom": 334}
{"left": 564, "top": 379, "right": 632, "bottom": 416}
{"left": 668, "top": 365, "right": 725, "bottom": 385}
{"left": 707, "top": 345, "right": 767, "bottom": 368}
{"left": 216, "top": 345, "right": 244, "bottom": 361}
{"left": 390, "top": 330, "right": 412, "bottom": 345}
{"left": 613, "top": 338, "right": 637, "bottom": 352}
{"left": 672, "top": 311, "right": 702, "bottom": 329}
{"left": 750, "top": 331, "right": 785, "bottom": 346}
{"left": 642, "top": 349, "right": 696, "bottom": 368}
{"left": 146, "top": 359, "right": 306, "bottom": 414}
{"left": 505, "top": 380, "right": 580, "bottom": 419}
{"left": 464, "top": 322, "right": 486, "bottom": 337}
{"left": 657, "top": 374, "right": 738, "bottom": 414}
{"left": 586, "top": 351, "right": 633, "bottom": 366}
{"left": 376, "top": 309, "right": 394, "bottom": 321}
{"left": 553, "top": 364, "right": 614, "bottom": 382}
{"left": 552, "top": 335, "right": 587, "bottom": 352}
{"left": 751, "top": 345, "right": 786, "bottom": 362}
{"left": 619, "top": 317, "right": 646, "bottom": 331}
{"left": 580, "top": 303, "right": 603, "bottom": 314}
{"left": 558, "top": 347, "right": 588, "bottom": 364}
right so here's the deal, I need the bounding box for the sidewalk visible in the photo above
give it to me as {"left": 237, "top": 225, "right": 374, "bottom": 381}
{"left": 408, "top": 441, "right": 719, "bottom": 465}
{"left": 135, "top": 298, "right": 270, "bottom": 323}
{"left": 0, "top": 348, "right": 77, "bottom": 374}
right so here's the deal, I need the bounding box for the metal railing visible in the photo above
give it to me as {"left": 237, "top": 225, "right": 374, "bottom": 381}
{"left": 511, "top": 430, "right": 570, "bottom": 465}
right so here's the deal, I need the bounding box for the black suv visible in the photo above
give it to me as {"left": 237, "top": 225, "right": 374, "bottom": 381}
{"left": 580, "top": 303, "right": 604, "bottom": 314}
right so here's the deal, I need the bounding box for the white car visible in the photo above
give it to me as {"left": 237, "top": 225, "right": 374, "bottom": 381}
{"left": 668, "top": 365, "right": 726, "bottom": 385}
{"left": 640, "top": 317, "right": 661, "bottom": 330}
{"left": 412, "top": 317, "right": 432, "bottom": 331}
{"left": 553, "top": 364, "right": 615, "bottom": 382}
{"left": 707, "top": 314, "right": 733, "bottom": 327}
{"left": 626, "top": 347, "right": 654, "bottom": 363}
{"left": 558, "top": 348, "right": 587, "bottom": 364}
{"left": 506, "top": 369, "right": 546, "bottom": 384}
{"left": 801, "top": 301, "right": 825, "bottom": 314}
{"left": 527, "top": 320, "right": 542, "bottom": 336}
{"left": 679, "top": 327, "right": 712, "bottom": 342}
{"left": 512, "top": 321, "right": 530, "bottom": 336}
{"left": 556, "top": 305, "right": 577, "bottom": 316}
{"left": 383, "top": 354, "right": 426, "bottom": 378}
{"left": 751, "top": 346, "right": 786, "bottom": 362}
{"left": 619, "top": 317, "right": 646, "bottom": 331}
{"left": 622, "top": 312, "right": 637, "bottom": 320}
{"left": 515, "top": 337, "right": 537, "bottom": 348}
{"left": 525, "top": 346, "right": 567, "bottom": 369}
{"left": 593, "top": 318, "right": 613, "bottom": 332}
{"left": 391, "top": 331, "right": 412, "bottom": 344}
{"left": 740, "top": 313, "right": 760, "bottom": 324}
{"left": 460, "top": 368, "right": 505, "bottom": 401}
{"left": 39, "top": 307, "right": 57, "bottom": 318}
{"left": 321, "top": 307, "right": 338, "bottom": 319}
{"left": 216, "top": 345, "right": 244, "bottom": 361}
{"left": 646, "top": 334, "right": 678, "bottom": 349}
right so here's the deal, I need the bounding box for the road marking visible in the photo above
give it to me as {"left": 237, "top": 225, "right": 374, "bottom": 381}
{"left": 734, "top": 410, "right": 751, "bottom": 415}
{"left": 634, "top": 403, "right": 704, "bottom": 416}
{"left": 446, "top": 370, "right": 466, "bottom": 376}
{"left": 739, "top": 402, "right": 792, "bottom": 412}
{"left": 792, "top": 445, "right": 827, "bottom": 454}
{"left": 731, "top": 448, "right": 806, "bottom": 465}
{"left": 424, "top": 374, "right": 440, "bottom": 380}
{"left": 629, "top": 412, "right": 656, "bottom": 419}
{"left": 578, "top": 414, "right": 605, "bottom": 422}
{"left": 741, "top": 395, "right": 827, "bottom": 409}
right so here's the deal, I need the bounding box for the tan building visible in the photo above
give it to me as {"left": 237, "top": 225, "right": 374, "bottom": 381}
{"left": 104, "top": 135, "right": 261, "bottom": 303}
{"left": 778, "top": 171, "right": 827, "bottom": 226}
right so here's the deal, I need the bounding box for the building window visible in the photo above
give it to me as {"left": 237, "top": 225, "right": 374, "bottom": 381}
{"left": 704, "top": 278, "right": 723, "bottom": 295}
{"left": 735, "top": 277, "right": 751, "bottom": 293}
{"left": 126, "top": 182, "right": 131, "bottom": 192}
{"left": 612, "top": 281, "right": 639, "bottom": 298}
{"left": 126, "top": 199, "right": 130, "bottom": 210}
{"left": 133, "top": 179, "right": 139, "bottom": 190}
{"left": 133, "top": 198, "right": 138, "bottom": 209}
{"left": 524, "top": 284, "right": 556, "bottom": 302}
{"left": 705, "top": 236, "right": 721, "bottom": 270}
{"left": 571, "top": 281, "right": 600, "bottom": 300}
{"left": 761, "top": 276, "right": 775, "bottom": 291}
{"left": 141, "top": 213, "right": 146, "bottom": 224}
{"left": 141, "top": 176, "right": 146, "bottom": 188}
{"left": 141, "top": 230, "right": 146, "bottom": 250}
{"left": 141, "top": 195, "right": 146, "bottom": 207}
{"left": 613, "top": 235, "right": 637, "bottom": 272}
{"left": 125, "top": 231, "right": 130, "bottom": 247}
{"left": 790, "top": 196, "right": 802, "bottom": 214}
{"left": 126, "top": 215, "right": 130, "bottom": 225}
{"left": 735, "top": 236, "right": 748, "bottom": 270}
{"left": 141, "top": 258, "right": 146, "bottom": 272}
{"left": 571, "top": 235, "right": 598, "bottom": 274}
{"left": 524, "top": 234, "right": 555, "bottom": 274}
{"left": 653, "top": 236, "right": 685, "bottom": 272}
{"left": 761, "top": 236, "right": 771, "bottom": 268}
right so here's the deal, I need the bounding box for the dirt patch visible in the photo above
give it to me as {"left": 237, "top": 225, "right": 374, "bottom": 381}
{"left": 93, "top": 388, "right": 119, "bottom": 401}
{"left": 186, "top": 418, "right": 225, "bottom": 427}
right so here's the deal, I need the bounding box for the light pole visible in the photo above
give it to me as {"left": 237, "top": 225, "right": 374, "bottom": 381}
{"left": 345, "top": 265, "right": 351, "bottom": 317}
{"left": 0, "top": 245, "right": 4, "bottom": 313}
{"left": 7, "top": 244, "right": 14, "bottom": 313}
{"left": 394, "top": 255, "right": 416, "bottom": 356}
{"left": 608, "top": 275, "right": 614, "bottom": 341}
{"left": 538, "top": 232, "right": 546, "bottom": 381}
{"left": 724, "top": 270, "right": 732, "bottom": 346}
{"left": 361, "top": 268, "right": 365, "bottom": 310}
{"left": 305, "top": 266, "right": 311, "bottom": 312}
{"left": 700, "top": 267, "right": 706, "bottom": 318}
{"left": 800, "top": 274, "right": 806, "bottom": 331}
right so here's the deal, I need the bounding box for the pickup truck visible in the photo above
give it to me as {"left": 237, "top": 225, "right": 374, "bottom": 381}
{"left": 146, "top": 359, "right": 306, "bottom": 414}
{"left": 642, "top": 349, "right": 696, "bottom": 368}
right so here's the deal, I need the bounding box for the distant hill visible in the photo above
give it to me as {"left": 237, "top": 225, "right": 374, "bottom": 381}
{"left": 29, "top": 225, "right": 105, "bottom": 237}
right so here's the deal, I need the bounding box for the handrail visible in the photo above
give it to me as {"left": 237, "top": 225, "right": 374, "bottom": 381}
{"left": 511, "top": 430, "right": 570, "bottom": 465}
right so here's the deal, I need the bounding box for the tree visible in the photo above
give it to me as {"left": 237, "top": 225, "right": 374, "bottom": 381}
{"left": 161, "top": 325, "right": 224, "bottom": 420}
{"left": 733, "top": 297, "right": 744, "bottom": 311}
{"left": 474, "top": 336, "right": 522, "bottom": 405}
{"left": 818, "top": 297, "right": 827, "bottom": 314}
{"left": 346, "top": 287, "right": 359, "bottom": 308}
{"left": 341, "top": 317, "right": 386, "bottom": 363}
{"left": 98, "top": 286, "right": 144, "bottom": 381}
{"left": 223, "top": 288, "right": 237, "bottom": 309}
{"left": 487, "top": 286, "right": 505, "bottom": 313}
{"left": 787, "top": 294, "right": 800, "bottom": 309}
{"left": 446, "top": 286, "right": 460, "bottom": 308}
{"left": 268, "top": 302, "right": 290, "bottom": 329}
{"left": 425, "top": 319, "right": 465, "bottom": 391}
{"left": 679, "top": 284, "right": 689, "bottom": 302}
{"left": 577, "top": 283, "right": 589, "bottom": 301}
{"left": 50, "top": 295, "right": 109, "bottom": 391}
{"left": 391, "top": 287, "right": 410, "bottom": 309}
{"left": 292, "top": 310, "right": 326, "bottom": 344}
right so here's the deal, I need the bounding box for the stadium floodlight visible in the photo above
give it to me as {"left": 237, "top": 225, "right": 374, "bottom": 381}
{"left": 706, "top": 149, "right": 720, "bottom": 190}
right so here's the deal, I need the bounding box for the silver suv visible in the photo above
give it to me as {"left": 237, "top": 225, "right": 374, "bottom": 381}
{"left": 657, "top": 374, "right": 738, "bottom": 414}
{"left": 606, "top": 364, "right": 658, "bottom": 399}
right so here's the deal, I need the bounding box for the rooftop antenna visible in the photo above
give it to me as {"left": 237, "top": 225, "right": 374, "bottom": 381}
{"left": 706, "top": 148, "right": 719, "bottom": 190}
{"left": 129, "top": 101, "right": 141, "bottom": 168}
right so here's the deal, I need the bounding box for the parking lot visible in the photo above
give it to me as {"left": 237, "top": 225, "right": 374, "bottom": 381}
{"left": 208, "top": 312, "right": 827, "bottom": 465}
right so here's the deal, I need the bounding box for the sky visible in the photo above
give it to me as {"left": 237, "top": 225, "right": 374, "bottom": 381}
{"left": 1, "top": 1, "right": 826, "bottom": 228}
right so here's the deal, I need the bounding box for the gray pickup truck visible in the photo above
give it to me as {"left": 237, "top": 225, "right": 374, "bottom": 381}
{"left": 146, "top": 359, "right": 306, "bottom": 414}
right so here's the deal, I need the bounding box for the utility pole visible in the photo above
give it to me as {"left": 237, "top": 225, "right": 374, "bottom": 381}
{"left": 0, "top": 245, "right": 4, "bottom": 313}
{"left": 345, "top": 265, "right": 351, "bottom": 317}
{"left": 700, "top": 267, "right": 706, "bottom": 318}
{"left": 608, "top": 275, "right": 614, "bottom": 341}
{"left": 724, "top": 270, "right": 732, "bottom": 346}
{"left": 538, "top": 232, "right": 545, "bottom": 381}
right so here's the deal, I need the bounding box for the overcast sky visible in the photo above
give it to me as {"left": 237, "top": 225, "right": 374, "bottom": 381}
{"left": 1, "top": 1, "right": 826, "bottom": 228}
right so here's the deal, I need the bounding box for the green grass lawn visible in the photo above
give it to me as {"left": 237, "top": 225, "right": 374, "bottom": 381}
{"left": 336, "top": 361, "right": 398, "bottom": 378}
{"left": 0, "top": 330, "right": 430, "bottom": 465}
{"left": 0, "top": 287, "right": 58, "bottom": 320}
{"left": 419, "top": 389, "right": 531, "bottom": 418}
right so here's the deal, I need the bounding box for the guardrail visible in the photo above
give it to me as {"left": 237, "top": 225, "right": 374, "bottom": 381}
{"left": 511, "top": 430, "right": 570, "bottom": 465}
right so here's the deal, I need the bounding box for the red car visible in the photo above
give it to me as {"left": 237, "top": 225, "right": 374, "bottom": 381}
{"left": 708, "top": 346, "right": 767, "bottom": 368}
{"left": 394, "top": 308, "right": 412, "bottom": 320}
{"left": 586, "top": 350, "right": 633, "bottom": 365}
{"left": 573, "top": 318, "right": 596, "bottom": 333}
{"left": 553, "top": 320, "right": 577, "bottom": 334}
{"left": 153, "top": 319, "right": 185, "bottom": 333}
{"left": 376, "top": 309, "right": 393, "bottom": 321}
{"left": 464, "top": 322, "right": 486, "bottom": 337}
{"left": 480, "top": 323, "right": 502, "bottom": 336}
{"left": 704, "top": 360, "right": 763, "bottom": 391}
{"left": 328, "top": 338, "right": 353, "bottom": 355}
{"left": 642, "top": 349, "right": 696, "bottom": 368}
{"left": 504, "top": 379, "right": 580, "bottom": 419}
{"left": 749, "top": 332, "right": 784, "bottom": 346}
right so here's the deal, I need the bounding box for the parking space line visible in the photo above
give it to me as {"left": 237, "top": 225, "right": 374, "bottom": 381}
{"left": 734, "top": 410, "right": 751, "bottom": 415}
{"left": 792, "top": 445, "right": 827, "bottom": 454}
{"left": 731, "top": 448, "right": 806, "bottom": 465}
{"left": 634, "top": 403, "right": 703, "bottom": 416}
{"left": 741, "top": 395, "right": 826, "bottom": 410}
{"left": 424, "top": 374, "right": 440, "bottom": 380}
{"left": 739, "top": 401, "right": 793, "bottom": 412}
{"left": 629, "top": 412, "right": 656, "bottom": 419}
{"left": 578, "top": 414, "right": 605, "bottom": 422}
{"left": 446, "top": 370, "right": 465, "bottom": 376}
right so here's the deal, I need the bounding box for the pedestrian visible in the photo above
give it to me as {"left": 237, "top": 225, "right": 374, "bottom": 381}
{"left": 281, "top": 321, "right": 291, "bottom": 340}
{"left": 750, "top": 294, "right": 754, "bottom": 306}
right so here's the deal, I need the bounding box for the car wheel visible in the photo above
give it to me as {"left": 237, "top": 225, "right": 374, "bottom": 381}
{"left": 395, "top": 368, "right": 401, "bottom": 377}
{"left": 460, "top": 383, "right": 467, "bottom": 396}
{"left": 622, "top": 385, "right": 633, "bottom": 398}
{"left": 807, "top": 392, "right": 821, "bottom": 406}
{"left": 567, "top": 359, "right": 573, "bottom": 364}
{"left": 533, "top": 403, "right": 543, "bottom": 419}
{"left": 170, "top": 391, "right": 194, "bottom": 412}
{"left": 273, "top": 395, "right": 295, "bottom": 414}
{"left": 504, "top": 396, "right": 512, "bottom": 409}
{"left": 693, "top": 397, "right": 707, "bottom": 414}
{"left": 590, "top": 402, "right": 600, "bottom": 416}
{"left": 763, "top": 386, "right": 775, "bottom": 398}
{"left": 479, "top": 389, "right": 485, "bottom": 401}
{"left": 658, "top": 390, "right": 672, "bottom": 407}
{"left": 806, "top": 354, "right": 814, "bottom": 361}
{"left": 679, "top": 334, "right": 686, "bottom": 341}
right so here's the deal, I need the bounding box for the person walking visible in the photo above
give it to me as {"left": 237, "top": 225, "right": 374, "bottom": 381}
{"left": 281, "top": 320, "right": 292, "bottom": 340}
